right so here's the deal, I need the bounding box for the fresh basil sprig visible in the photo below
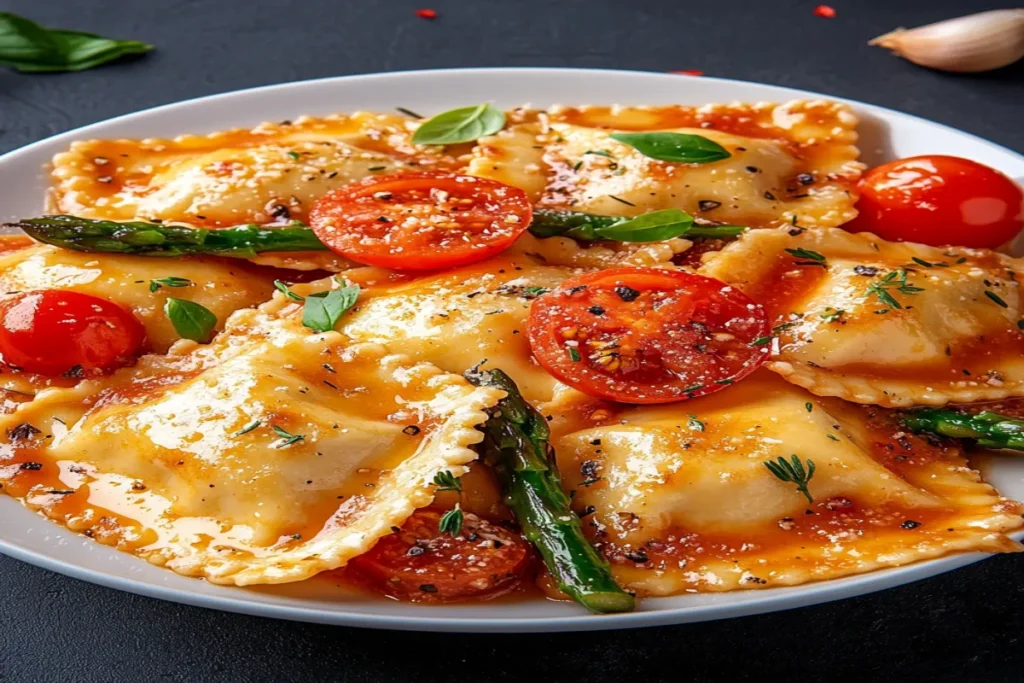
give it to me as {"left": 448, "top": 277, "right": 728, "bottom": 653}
{"left": 412, "top": 104, "right": 506, "bottom": 145}
{"left": 0, "top": 12, "right": 152, "bottom": 73}
{"left": 302, "top": 282, "right": 360, "bottom": 333}
{"left": 609, "top": 132, "right": 731, "bottom": 164}
{"left": 165, "top": 298, "right": 217, "bottom": 343}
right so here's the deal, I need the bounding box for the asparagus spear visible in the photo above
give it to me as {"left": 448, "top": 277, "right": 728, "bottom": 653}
{"left": 9, "top": 209, "right": 746, "bottom": 257}
{"left": 465, "top": 366, "right": 635, "bottom": 614}
{"left": 902, "top": 408, "right": 1024, "bottom": 451}
{"left": 531, "top": 208, "right": 746, "bottom": 241}
{"left": 11, "top": 215, "right": 327, "bottom": 257}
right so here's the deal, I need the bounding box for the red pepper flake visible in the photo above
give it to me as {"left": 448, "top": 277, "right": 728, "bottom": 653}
{"left": 415, "top": 8, "right": 438, "bottom": 19}
{"left": 813, "top": 4, "right": 836, "bottom": 18}
{"left": 670, "top": 70, "right": 704, "bottom": 77}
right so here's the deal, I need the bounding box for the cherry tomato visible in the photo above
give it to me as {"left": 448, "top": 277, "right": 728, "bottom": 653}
{"left": 849, "top": 155, "right": 1023, "bottom": 248}
{"left": 526, "top": 267, "right": 770, "bottom": 404}
{"left": 308, "top": 172, "right": 532, "bottom": 270}
{"left": 347, "top": 509, "right": 535, "bottom": 602}
{"left": 0, "top": 290, "right": 146, "bottom": 377}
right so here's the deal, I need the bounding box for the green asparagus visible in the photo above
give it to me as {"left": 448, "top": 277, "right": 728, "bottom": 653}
{"left": 465, "top": 366, "right": 635, "bottom": 614}
{"left": 8, "top": 209, "right": 746, "bottom": 257}
{"left": 902, "top": 408, "right": 1024, "bottom": 451}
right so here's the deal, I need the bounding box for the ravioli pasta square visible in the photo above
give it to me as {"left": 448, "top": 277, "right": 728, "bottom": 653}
{"left": 548, "top": 371, "right": 1023, "bottom": 595}
{"left": 700, "top": 228, "right": 1024, "bottom": 407}
{"left": 0, "top": 304, "right": 503, "bottom": 585}
{"left": 468, "top": 101, "right": 863, "bottom": 230}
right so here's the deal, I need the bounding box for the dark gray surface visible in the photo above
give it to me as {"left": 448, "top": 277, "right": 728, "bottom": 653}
{"left": 0, "top": 1, "right": 1022, "bottom": 681}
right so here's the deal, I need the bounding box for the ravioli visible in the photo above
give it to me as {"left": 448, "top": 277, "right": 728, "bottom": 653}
{"left": 547, "top": 371, "right": 1022, "bottom": 595}
{"left": 0, "top": 302, "right": 502, "bottom": 585}
{"left": 701, "top": 228, "right": 1024, "bottom": 407}
{"left": 468, "top": 101, "right": 863, "bottom": 230}
{"left": 0, "top": 239, "right": 277, "bottom": 400}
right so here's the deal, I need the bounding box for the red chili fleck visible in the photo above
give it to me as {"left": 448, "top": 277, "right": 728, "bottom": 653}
{"left": 670, "top": 70, "right": 704, "bottom": 77}
{"left": 813, "top": 4, "right": 836, "bottom": 18}
{"left": 415, "top": 8, "right": 438, "bottom": 19}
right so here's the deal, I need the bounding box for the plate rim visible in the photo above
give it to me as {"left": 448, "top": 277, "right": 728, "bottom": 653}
{"left": 1, "top": 66, "right": 1022, "bottom": 633}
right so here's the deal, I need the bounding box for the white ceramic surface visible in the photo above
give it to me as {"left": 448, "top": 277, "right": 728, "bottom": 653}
{"left": 1, "top": 68, "right": 1022, "bottom": 633}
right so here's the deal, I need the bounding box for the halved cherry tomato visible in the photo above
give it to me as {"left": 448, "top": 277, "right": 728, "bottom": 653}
{"left": 346, "top": 509, "right": 535, "bottom": 603}
{"left": 527, "top": 268, "right": 770, "bottom": 404}
{"left": 0, "top": 290, "right": 146, "bottom": 377}
{"left": 848, "top": 155, "right": 1023, "bottom": 249}
{"left": 308, "top": 172, "right": 532, "bottom": 270}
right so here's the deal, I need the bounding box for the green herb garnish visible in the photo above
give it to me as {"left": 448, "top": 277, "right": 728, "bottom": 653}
{"left": 438, "top": 505, "right": 464, "bottom": 536}
{"left": 164, "top": 298, "right": 217, "bottom": 343}
{"left": 0, "top": 12, "right": 152, "bottom": 73}
{"left": 764, "top": 455, "right": 816, "bottom": 504}
{"left": 785, "top": 247, "right": 827, "bottom": 266}
{"left": 274, "top": 280, "right": 305, "bottom": 302}
{"left": 149, "top": 276, "right": 192, "bottom": 293}
{"left": 302, "top": 281, "right": 360, "bottom": 333}
{"left": 985, "top": 290, "right": 1008, "bottom": 308}
{"left": 271, "top": 425, "right": 305, "bottom": 448}
{"left": 609, "top": 132, "right": 731, "bottom": 164}
{"left": 687, "top": 415, "right": 705, "bottom": 432}
{"left": 234, "top": 419, "right": 262, "bottom": 437}
{"left": 411, "top": 104, "right": 506, "bottom": 145}
{"left": 865, "top": 269, "right": 923, "bottom": 311}
{"left": 432, "top": 471, "right": 463, "bottom": 494}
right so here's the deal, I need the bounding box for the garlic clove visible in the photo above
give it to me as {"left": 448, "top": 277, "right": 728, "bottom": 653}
{"left": 870, "top": 9, "right": 1024, "bottom": 73}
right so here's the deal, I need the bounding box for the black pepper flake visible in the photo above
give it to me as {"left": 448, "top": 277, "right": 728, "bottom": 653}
{"left": 854, "top": 265, "right": 879, "bottom": 276}
{"left": 698, "top": 200, "right": 722, "bottom": 212}
{"left": 580, "top": 460, "right": 600, "bottom": 479}
{"left": 376, "top": 216, "right": 391, "bottom": 223}
{"left": 568, "top": 285, "right": 588, "bottom": 295}
{"left": 625, "top": 549, "right": 649, "bottom": 563}
{"left": 8, "top": 423, "right": 40, "bottom": 441}
{"left": 407, "top": 546, "right": 425, "bottom": 556}
{"left": 63, "top": 365, "right": 85, "bottom": 379}
{"left": 901, "top": 520, "right": 921, "bottom": 529}
{"left": 588, "top": 305, "right": 605, "bottom": 316}
{"left": 269, "top": 203, "right": 291, "bottom": 220}
{"left": 96, "top": 176, "right": 113, "bottom": 183}
{"left": 419, "top": 584, "right": 438, "bottom": 593}
{"left": 764, "top": 191, "right": 776, "bottom": 201}
{"left": 402, "top": 425, "right": 421, "bottom": 436}
{"left": 19, "top": 462, "right": 43, "bottom": 471}
{"left": 797, "top": 173, "right": 815, "bottom": 185}
{"left": 615, "top": 286, "right": 640, "bottom": 302}
{"left": 745, "top": 166, "right": 760, "bottom": 173}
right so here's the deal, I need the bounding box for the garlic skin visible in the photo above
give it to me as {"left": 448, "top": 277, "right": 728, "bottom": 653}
{"left": 870, "top": 9, "right": 1024, "bottom": 73}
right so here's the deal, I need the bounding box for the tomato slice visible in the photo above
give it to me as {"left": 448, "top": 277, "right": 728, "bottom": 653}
{"left": 308, "top": 172, "right": 532, "bottom": 270}
{"left": 346, "top": 509, "right": 536, "bottom": 603}
{"left": 0, "top": 290, "right": 146, "bottom": 377}
{"left": 526, "top": 268, "right": 770, "bottom": 404}
{"left": 848, "top": 155, "right": 1024, "bottom": 249}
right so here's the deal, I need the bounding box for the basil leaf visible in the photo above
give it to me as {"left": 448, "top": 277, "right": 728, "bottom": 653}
{"left": 609, "top": 132, "right": 731, "bottom": 164}
{"left": 592, "top": 209, "right": 695, "bottom": 242}
{"left": 411, "top": 104, "right": 506, "bottom": 145}
{"left": 0, "top": 12, "right": 152, "bottom": 73}
{"left": 164, "top": 298, "right": 217, "bottom": 343}
{"left": 302, "top": 284, "right": 360, "bottom": 333}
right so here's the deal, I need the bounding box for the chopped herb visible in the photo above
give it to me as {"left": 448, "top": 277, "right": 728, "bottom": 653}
{"left": 271, "top": 425, "right": 305, "bottom": 448}
{"left": 432, "top": 470, "right": 462, "bottom": 493}
{"left": 682, "top": 383, "right": 704, "bottom": 394}
{"left": 568, "top": 347, "right": 581, "bottom": 362}
{"left": 911, "top": 257, "right": 933, "bottom": 268}
{"left": 396, "top": 106, "right": 424, "bottom": 119}
{"left": 805, "top": 402, "right": 813, "bottom": 413}
{"left": 302, "top": 281, "right": 360, "bottom": 333}
{"left": 149, "top": 276, "right": 192, "bottom": 293}
{"left": 785, "top": 247, "right": 826, "bottom": 264}
{"left": 827, "top": 433, "right": 840, "bottom": 442}
{"left": 274, "top": 280, "right": 305, "bottom": 302}
{"left": 522, "top": 286, "right": 550, "bottom": 298}
{"left": 820, "top": 307, "right": 844, "bottom": 323}
{"left": 750, "top": 336, "right": 772, "bottom": 346}
{"left": 772, "top": 320, "right": 800, "bottom": 334}
{"left": 608, "top": 195, "right": 636, "bottom": 207}
{"left": 287, "top": 151, "right": 300, "bottom": 160}
{"left": 956, "top": 257, "right": 967, "bottom": 264}
{"left": 234, "top": 419, "right": 261, "bottom": 437}
{"left": 438, "top": 505, "right": 464, "bottom": 536}
{"left": 687, "top": 415, "right": 705, "bottom": 432}
{"left": 368, "top": 166, "right": 387, "bottom": 171}
{"left": 865, "top": 269, "right": 922, "bottom": 311}
{"left": 583, "top": 150, "right": 613, "bottom": 158}
{"left": 985, "top": 290, "right": 1008, "bottom": 308}
{"left": 164, "top": 298, "right": 217, "bottom": 343}
{"left": 715, "top": 379, "right": 734, "bottom": 385}
{"left": 764, "top": 454, "right": 816, "bottom": 504}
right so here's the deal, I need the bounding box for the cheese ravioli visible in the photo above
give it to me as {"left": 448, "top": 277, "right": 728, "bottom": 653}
{"left": 549, "top": 371, "right": 1022, "bottom": 595}
{"left": 0, "top": 301, "right": 502, "bottom": 585}
{"left": 701, "top": 228, "right": 1024, "bottom": 407}
{"left": 468, "top": 101, "right": 863, "bottom": 230}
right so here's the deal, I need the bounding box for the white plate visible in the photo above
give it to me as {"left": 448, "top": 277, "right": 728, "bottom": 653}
{"left": 1, "top": 68, "right": 1023, "bottom": 633}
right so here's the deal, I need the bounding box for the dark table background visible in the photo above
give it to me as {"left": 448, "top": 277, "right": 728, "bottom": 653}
{"left": 1, "top": 1, "right": 1022, "bottom": 681}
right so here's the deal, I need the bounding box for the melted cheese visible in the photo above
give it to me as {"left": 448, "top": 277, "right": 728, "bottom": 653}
{"left": 0, "top": 242, "right": 278, "bottom": 400}
{"left": 468, "top": 101, "right": 863, "bottom": 229}
{"left": 550, "top": 371, "right": 1022, "bottom": 595}
{"left": 701, "top": 228, "right": 1024, "bottom": 407}
{"left": 0, "top": 304, "right": 502, "bottom": 585}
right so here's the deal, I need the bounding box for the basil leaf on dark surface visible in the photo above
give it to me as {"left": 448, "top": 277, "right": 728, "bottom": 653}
{"left": 609, "top": 132, "right": 731, "bottom": 164}
{"left": 164, "top": 298, "right": 217, "bottom": 343}
{"left": 0, "top": 12, "right": 152, "bottom": 73}
{"left": 411, "top": 104, "right": 506, "bottom": 145}
{"left": 592, "top": 209, "right": 695, "bottom": 242}
{"left": 302, "top": 283, "right": 360, "bottom": 333}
